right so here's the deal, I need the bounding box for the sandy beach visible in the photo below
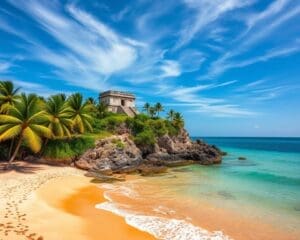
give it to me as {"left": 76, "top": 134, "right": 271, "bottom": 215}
{"left": 1, "top": 161, "right": 299, "bottom": 240}
{"left": 0, "top": 162, "right": 154, "bottom": 240}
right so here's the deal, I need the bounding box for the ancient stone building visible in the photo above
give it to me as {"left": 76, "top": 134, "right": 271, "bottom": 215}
{"left": 99, "top": 90, "right": 138, "bottom": 117}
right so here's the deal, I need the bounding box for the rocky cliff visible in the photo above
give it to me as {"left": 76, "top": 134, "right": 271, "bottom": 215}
{"left": 75, "top": 129, "right": 222, "bottom": 176}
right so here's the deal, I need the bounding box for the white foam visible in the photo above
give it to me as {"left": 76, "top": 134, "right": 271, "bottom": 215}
{"left": 96, "top": 202, "right": 232, "bottom": 240}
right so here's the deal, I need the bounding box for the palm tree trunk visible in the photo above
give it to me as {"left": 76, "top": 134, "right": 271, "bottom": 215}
{"left": 8, "top": 138, "right": 14, "bottom": 159}
{"left": 8, "top": 136, "right": 23, "bottom": 166}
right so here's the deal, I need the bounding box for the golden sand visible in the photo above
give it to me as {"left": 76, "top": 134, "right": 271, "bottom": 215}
{"left": 0, "top": 162, "right": 299, "bottom": 240}
{"left": 0, "top": 162, "right": 154, "bottom": 240}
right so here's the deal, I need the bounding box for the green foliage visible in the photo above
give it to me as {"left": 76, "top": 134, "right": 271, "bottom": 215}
{"left": 164, "top": 120, "right": 180, "bottom": 136}
{"left": 0, "top": 93, "right": 51, "bottom": 163}
{"left": 43, "top": 136, "right": 95, "bottom": 159}
{"left": 0, "top": 81, "right": 20, "bottom": 113}
{"left": 45, "top": 94, "right": 73, "bottom": 138}
{"left": 146, "top": 119, "right": 167, "bottom": 137}
{"left": 111, "top": 139, "right": 125, "bottom": 149}
{"left": 97, "top": 113, "right": 128, "bottom": 132}
{"left": 0, "top": 80, "right": 186, "bottom": 163}
{"left": 67, "top": 93, "right": 94, "bottom": 134}
{"left": 134, "top": 129, "right": 156, "bottom": 147}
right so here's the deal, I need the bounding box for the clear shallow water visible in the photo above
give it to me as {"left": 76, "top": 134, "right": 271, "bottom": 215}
{"left": 194, "top": 137, "right": 300, "bottom": 227}
{"left": 97, "top": 137, "right": 300, "bottom": 239}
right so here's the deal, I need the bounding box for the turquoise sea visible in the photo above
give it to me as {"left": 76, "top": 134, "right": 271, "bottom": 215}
{"left": 193, "top": 137, "right": 300, "bottom": 229}
{"left": 97, "top": 137, "right": 300, "bottom": 239}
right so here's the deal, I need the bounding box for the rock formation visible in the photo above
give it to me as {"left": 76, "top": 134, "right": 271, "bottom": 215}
{"left": 75, "top": 128, "right": 222, "bottom": 176}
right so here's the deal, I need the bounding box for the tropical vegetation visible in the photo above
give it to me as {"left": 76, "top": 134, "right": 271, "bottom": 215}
{"left": 0, "top": 81, "right": 184, "bottom": 166}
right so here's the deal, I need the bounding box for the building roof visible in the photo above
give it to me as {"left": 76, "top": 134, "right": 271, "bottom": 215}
{"left": 100, "top": 90, "right": 135, "bottom": 99}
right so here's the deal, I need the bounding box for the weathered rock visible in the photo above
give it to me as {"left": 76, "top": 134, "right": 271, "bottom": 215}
{"left": 137, "top": 165, "right": 168, "bottom": 176}
{"left": 148, "top": 134, "right": 222, "bottom": 165}
{"left": 75, "top": 134, "right": 142, "bottom": 173}
{"left": 85, "top": 171, "right": 126, "bottom": 182}
{"left": 74, "top": 129, "right": 222, "bottom": 175}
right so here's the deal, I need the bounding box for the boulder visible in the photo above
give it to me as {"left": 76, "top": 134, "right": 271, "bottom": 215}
{"left": 75, "top": 134, "right": 142, "bottom": 173}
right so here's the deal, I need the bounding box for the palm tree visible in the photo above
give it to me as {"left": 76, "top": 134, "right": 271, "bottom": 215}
{"left": 86, "top": 97, "right": 96, "bottom": 105}
{"left": 45, "top": 94, "right": 73, "bottom": 138}
{"left": 167, "top": 109, "right": 175, "bottom": 121}
{"left": 67, "top": 93, "right": 94, "bottom": 134}
{"left": 0, "top": 93, "right": 52, "bottom": 165}
{"left": 154, "top": 102, "right": 164, "bottom": 117}
{"left": 143, "top": 102, "right": 150, "bottom": 115}
{"left": 96, "top": 101, "right": 108, "bottom": 118}
{"left": 149, "top": 107, "right": 156, "bottom": 118}
{"left": 173, "top": 112, "right": 184, "bottom": 128}
{"left": 0, "top": 81, "right": 20, "bottom": 113}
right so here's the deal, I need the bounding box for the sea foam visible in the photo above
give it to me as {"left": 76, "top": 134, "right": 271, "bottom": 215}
{"left": 96, "top": 201, "right": 231, "bottom": 240}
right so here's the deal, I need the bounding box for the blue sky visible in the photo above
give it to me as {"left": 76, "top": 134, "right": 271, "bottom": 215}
{"left": 0, "top": 0, "right": 300, "bottom": 136}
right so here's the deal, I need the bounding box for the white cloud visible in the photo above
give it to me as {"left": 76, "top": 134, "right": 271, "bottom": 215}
{"left": 160, "top": 60, "right": 181, "bottom": 78}
{"left": 11, "top": 79, "right": 72, "bottom": 97}
{"left": 207, "top": 40, "right": 300, "bottom": 78}
{"left": 176, "top": 0, "right": 254, "bottom": 48}
{"left": 157, "top": 81, "right": 253, "bottom": 117}
{"left": 112, "top": 6, "right": 130, "bottom": 22}
{"left": 6, "top": 0, "right": 142, "bottom": 90}
{"left": 206, "top": 2, "right": 300, "bottom": 78}
{"left": 0, "top": 62, "right": 12, "bottom": 72}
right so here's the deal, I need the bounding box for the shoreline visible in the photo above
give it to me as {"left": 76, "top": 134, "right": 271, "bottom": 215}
{"left": 1, "top": 161, "right": 299, "bottom": 240}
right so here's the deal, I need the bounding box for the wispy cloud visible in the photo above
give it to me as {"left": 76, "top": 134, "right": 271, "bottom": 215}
{"left": 5, "top": 79, "right": 72, "bottom": 97}
{"left": 0, "top": 61, "right": 12, "bottom": 72}
{"left": 156, "top": 80, "right": 253, "bottom": 117}
{"left": 176, "top": 0, "right": 254, "bottom": 49}
{"left": 208, "top": 39, "right": 300, "bottom": 78}
{"left": 112, "top": 6, "right": 130, "bottom": 22}
{"left": 206, "top": 1, "right": 300, "bottom": 78}
{"left": 160, "top": 60, "right": 181, "bottom": 78}
{"left": 6, "top": 0, "right": 144, "bottom": 90}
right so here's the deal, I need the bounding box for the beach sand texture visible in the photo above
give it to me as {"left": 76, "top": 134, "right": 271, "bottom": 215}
{"left": 0, "top": 162, "right": 154, "bottom": 240}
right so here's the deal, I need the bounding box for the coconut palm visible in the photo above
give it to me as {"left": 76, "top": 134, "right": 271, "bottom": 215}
{"left": 173, "top": 112, "right": 184, "bottom": 128}
{"left": 0, "top": 93, "right": 52, "bottom": 165}
{"left": 0, "top": 81, "right": 20, "bottom": 113}
{"left": 149, "top": 107, "right": 156, "bottom": 118}
{"left": 86, "top": 97, "right": 96, "bottom": 105}
{"left": 154, "top": 102, "right": 164, "bottom": 117}
{"left": 167, "top": 109, "right": 175, "bottom": 121}
{"left": 143, "top": 102, "right": 150, "bottom": 115}
{"left": 67, "top": 93, "right": 94, "bottom": 134}
{"left": 45, "top": 94, "right": 73, "bottom": 138}
{"left": 96, "top": 101, "right": 108, "bottom": 118}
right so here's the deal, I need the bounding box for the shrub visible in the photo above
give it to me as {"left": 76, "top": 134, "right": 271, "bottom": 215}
{"left": 97, "top": 114, "right": 128, "bottom": 132}
{"left": 146, "top": 119, "right": 167, "bottom": 137}
{"left": 43, "top": 136, "right": 95, "bottom": 159}
{"left": 165, "top": 120, "right": 180, "bottom": 136}
{"left": 134, "top": 130, "right": 156, "bottom": 147}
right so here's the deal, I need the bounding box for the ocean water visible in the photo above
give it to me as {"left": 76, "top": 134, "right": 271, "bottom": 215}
{"left": 96, "top": 137, "right": 300, "bottom": 239}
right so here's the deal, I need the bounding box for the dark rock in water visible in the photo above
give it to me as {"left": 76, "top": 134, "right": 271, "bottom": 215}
{"left": 294, "top": 206, "right": 300, "bottom": 211}
{"left": 221, "top": 152, "right": 228, "bottom": 156}
{"left": 238, "top": 157, "right": 247, "bottom": 160}
{"left": 137, "top": 165, "right": 168, "bottom": 176}
{"left": 218, "top": 190, "right": 235, "bottom": 200}
{"left": 172, "top": 168, "right": 192, "bottom": 173}
{"left": 85, "top": 171, "right": 126, "bottom": 182}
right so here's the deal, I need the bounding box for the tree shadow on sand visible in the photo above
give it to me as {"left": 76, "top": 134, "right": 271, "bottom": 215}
{"left": 0, "top": 162, "right": 44, "bottom": 174}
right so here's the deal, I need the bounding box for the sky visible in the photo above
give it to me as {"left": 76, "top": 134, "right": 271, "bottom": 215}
{"left": 0, "top": 0, "right": 300, "bottom": 137}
